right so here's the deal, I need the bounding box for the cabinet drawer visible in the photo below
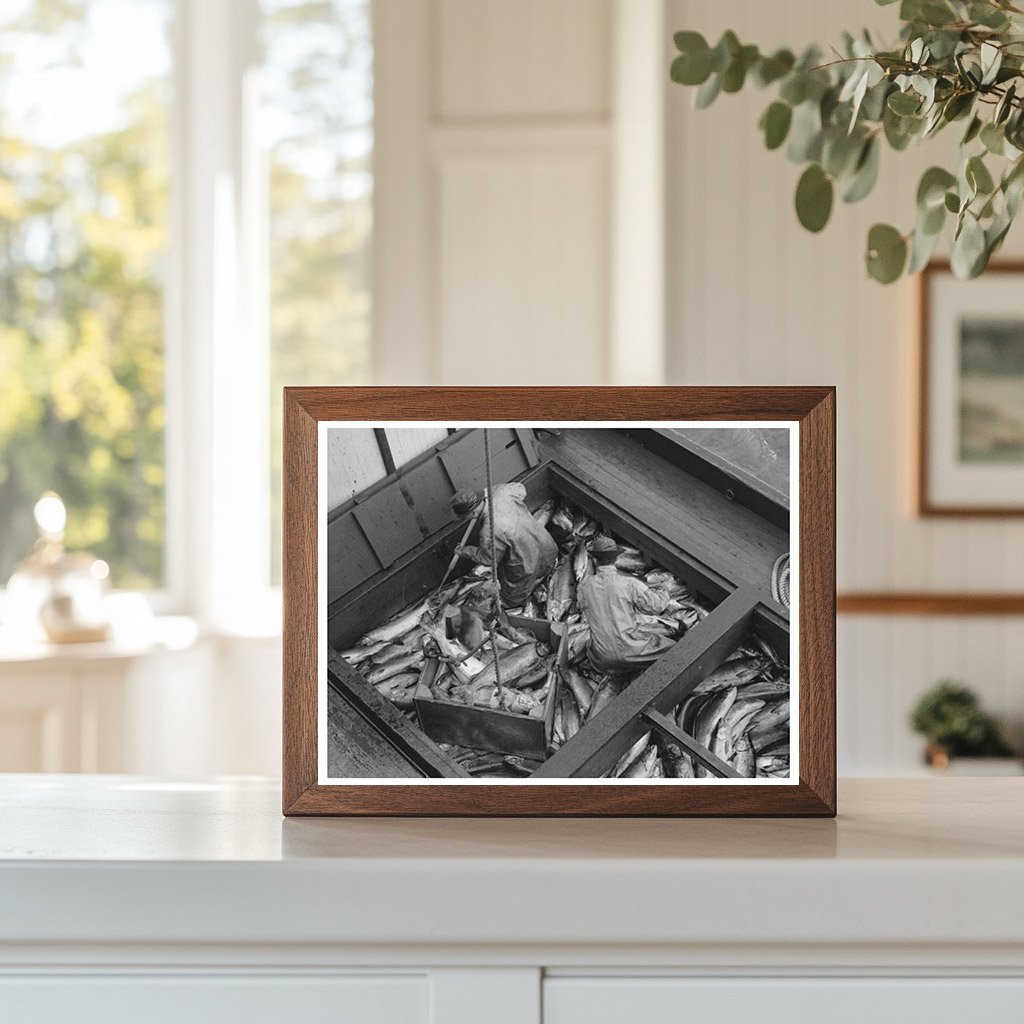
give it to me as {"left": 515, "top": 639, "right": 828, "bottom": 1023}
{"left": 0, "top": 973, "right": 427, "bottom": 1024}
{"left": 544, "top": 977, "right": 1024, "bottom": 1024}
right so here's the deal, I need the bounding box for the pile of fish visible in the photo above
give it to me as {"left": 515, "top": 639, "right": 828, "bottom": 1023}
{"left": 337, "top": 494, "right": 787, "bottom": 782}
{"left": 606, "top": 636, "right": 790, "bottom": 780}
{"left": 338, "top": 578, "right": 555, "bottom": 718}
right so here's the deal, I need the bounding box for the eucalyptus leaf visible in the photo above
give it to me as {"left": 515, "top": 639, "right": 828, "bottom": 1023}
{"left": 779, "top": 73, "right": 807, "bottom": 106}
{"left": 888, "top": 90, "right": 921, "bottom": 115}
{"left": 908, "top": 221, "right": 942, "bottom": 273}
{"left": 795, "top": 164, "right": 834, "bottom": 232}
{"left": 980, "top": 41, "right": 1002, "bottom": 86}
{"left": 970, "top": 2, "right": 1009, "bottom": 29}
{"left": 866, "top": 223, "right": 908, "bottom": 283}
{"left": 981, "top": 122, "right": 1005, "bottom": 155}
{"left": 694, "top": 73, "right": 721, "bottom": 109}
{"left": 787, "top": 100, "right": 823, "bottom": 162}
{"left": 962, "top": 115, "right": 983, "bottom": 145}
{"left": 760, "top": 101, "right": 793, "bottom": 150}
{"left": 951, "top": 211, "right": 987, "bottom": 278}
{"left": 917, "top": 166, "right": 957, "bottom": 210}
{"left": 842, "top": 137, "right": 881, "bottom": 203}
{"left": 967, "top": 154, "right": 995, "bottom": 195}
{"left": 671, "top": 39, "right": 712, "bottom": 87}
{"left": 754, "top": 49, "right": 795, "bottom": 87}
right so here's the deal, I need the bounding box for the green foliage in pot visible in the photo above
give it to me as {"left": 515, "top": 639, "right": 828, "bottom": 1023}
{"left": 670, "top": 0, "right": 1024, "bottom": 283}
{"left": 909, "top": 680, "right": 1015, "bottom": 756}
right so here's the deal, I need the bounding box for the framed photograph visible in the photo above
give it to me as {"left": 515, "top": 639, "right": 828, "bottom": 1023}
{"left": 918, "top": 261, "right": 1024, "bottom": 516}
{"left": 283, "top": 387, "right": 835, "bottom": 816}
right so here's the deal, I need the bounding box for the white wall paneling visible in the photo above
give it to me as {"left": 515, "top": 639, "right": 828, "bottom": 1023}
{"left": 373, "top": 0, "right": 664, "bottom": 386}
{"left": 664, "top": 0, "right": 1024, "bottom": 775}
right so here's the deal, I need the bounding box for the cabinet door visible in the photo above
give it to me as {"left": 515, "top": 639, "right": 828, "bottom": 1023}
{"left": 544, "top": 977, "right": 1024, "bottom": 1024}
{"left": 0, "top": 974, "right": 428, "bottom": 1024}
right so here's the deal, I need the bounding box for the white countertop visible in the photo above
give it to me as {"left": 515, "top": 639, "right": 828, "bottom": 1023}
{"left": 1, "top": 775, "right": 1022, "bottom": 956}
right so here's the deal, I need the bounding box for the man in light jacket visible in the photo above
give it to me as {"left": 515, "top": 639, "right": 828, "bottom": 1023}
{"left": 451, "top": 483, "right": 558, "bottom": 608}
{"left": 578, "top": 536, "right": 676, "bottom": 673}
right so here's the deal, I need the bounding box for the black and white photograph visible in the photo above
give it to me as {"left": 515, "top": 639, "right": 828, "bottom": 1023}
{"left": 319, "top": 423, "right": 796, "bottom": 783}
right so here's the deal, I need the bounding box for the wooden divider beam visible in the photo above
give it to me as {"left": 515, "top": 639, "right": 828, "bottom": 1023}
{"left": 532, "top": 587, "right": 761, "bottom": 778}
{"left": 642, "top": 709, "right": 743, "bottom": 779}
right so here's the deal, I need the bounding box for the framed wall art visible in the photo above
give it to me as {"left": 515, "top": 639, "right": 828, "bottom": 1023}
{"left": 282, "top": 387, "right": 836, "bottom": 816}
{"left": 918, "top": 261, "right": 1024, "bottom": 517}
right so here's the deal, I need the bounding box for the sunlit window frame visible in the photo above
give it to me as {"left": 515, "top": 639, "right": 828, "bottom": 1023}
{"left": 163, "top": 0, "right": 278, "bottom": 633}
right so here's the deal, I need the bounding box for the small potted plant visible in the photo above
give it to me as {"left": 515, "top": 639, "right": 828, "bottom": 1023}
{"left": 910, "top": 680, "right": 1020, "bottom": 774}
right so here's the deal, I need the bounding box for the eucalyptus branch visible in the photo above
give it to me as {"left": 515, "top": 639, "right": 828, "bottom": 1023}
{"left": 670, "top": 0, "right": 1024, "bottom": 283}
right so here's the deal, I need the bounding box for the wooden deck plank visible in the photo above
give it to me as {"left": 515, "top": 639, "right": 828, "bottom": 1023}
{"left": 327, "top": 652, "right": 471, "bottom": 778}
{"left": 326, "top": 686, "right": 423, "bottom": 779}
{"left": 532, "top": 588, "right": 761, "bottom": 778}
{"left": 543, "top": 429, "right": 788, "bottom": 602}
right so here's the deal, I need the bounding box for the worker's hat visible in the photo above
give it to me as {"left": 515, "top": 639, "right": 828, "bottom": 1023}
{"left": 451, "top": 491, "right": 482, "bottom": 516}
{"left": 591, "top": 535, "right": 619, "bottom": 562}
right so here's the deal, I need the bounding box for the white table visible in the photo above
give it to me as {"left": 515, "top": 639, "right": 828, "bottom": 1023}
{"left": 1, "top": 775, "right": 1022, "bottom": 1023}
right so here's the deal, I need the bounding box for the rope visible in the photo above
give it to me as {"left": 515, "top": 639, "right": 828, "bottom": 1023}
{"left": 771, "top": 553, "right": 790, "bottom": 609}
{"left": 483, "top": 430, "right": 504, "bottom": 701}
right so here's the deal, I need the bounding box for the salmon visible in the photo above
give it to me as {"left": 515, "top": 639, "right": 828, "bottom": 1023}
{"left": 734, "top": 733, "right": 755, "bottom": 777}
{"left": 563, "top": 668, "right": 594, "bottom": 715}
{"left": 547, "top": 557, "right": 575, "bottom": 621}
{"left": 691, "top": 657, "right": 766, "bottom": 695}
{"left": 756, "top": 753, "right": 790, "bottom": 778}
{"left": 613, "top": 731, "right": 652, "bottom": 777}
{"left": 663, "top": 741, "right": 695, "bottom": 778}
{"left": 752, "top": 723, "right": 789, "bottom": 755}
{"left": 532, "top": 499, "right": 556, "bottom": 527}
{"left": 549, "top": 507, "right": 574, "bottom": 538}
{"left": 469, "top": 687, "right": 542, "bottom": 714}
{"left": 551, "top": 701, "right": 565, "bottom": 744}
{"left": 693, "top": 686, "right": 737, "bottom": 751}
{"left": 469, "top": 642, "right": 541, "bottom": 690}
{"left": 373, "top": 672, "right": 420, "bottom": 708}
{"left": 366, "top": 652, "right": 424, "bottom": 684}
{"left": 370, "top": 643, "right": 420, "bottom": 666}
{"left": 566, "top": 624, "right": 590, "bottom": 662}
{"left": 457, "top": 608, "right": 486, "bottom": 650}
{"left": 736, "top": 678, "right": 790, "bottom": 700}
{"left": 516, "top": 658, "right": 551, "bottom": 689}
{"left": 722, "top": 698, "right": 766, "bottom": 737}
{"left": 615, "top": 548, "right": 646, "bottom": 575}
{"left": 503, "top": 755, "right": 538, "bottom": 776}
{"left": 623, "top": 745, "right": 659, "bottom": 778}
{"left": 561, "top": 689, "right": 582, "bottom": 740}
{"left": 360, "top": 599, "right": 430, "bottom": 645}
{"left": 758, "top": 734, "right": 789, "bottom": 756}
{"left": 747, "top": 700, "right": 790, "bottom": 747}
{"left": 420, "top": 624, "right": 486, "bottom": 682}
{"left": 586, "top": 677, "right": 617, "bottom": 721}
{"left": 572, "top": 541, "right": 591, "bottom": 582}
{"left": 339, "top": 641, "right": 388, "bottom": 664}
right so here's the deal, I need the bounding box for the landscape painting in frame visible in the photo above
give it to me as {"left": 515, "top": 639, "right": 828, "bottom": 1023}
{"left": 920, "top": 262, "right": 1024, "bottom": 515}
{"left": 318, "top": 422, "right": 798, "bottom": 785}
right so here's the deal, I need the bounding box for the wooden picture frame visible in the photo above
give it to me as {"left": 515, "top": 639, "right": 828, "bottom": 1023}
{"left": 917, "top": 260, "right": 1024, "bottom": 517}
{"left": 283, "top": 387, "right": 836, "bottom": 816}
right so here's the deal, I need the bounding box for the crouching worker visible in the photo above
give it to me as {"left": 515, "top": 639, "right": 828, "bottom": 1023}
{"left": 578, "top": 536, "right": 676, "bottom": 673}
{"left": 451, "top": 483, "right": 557, "bottom": 608}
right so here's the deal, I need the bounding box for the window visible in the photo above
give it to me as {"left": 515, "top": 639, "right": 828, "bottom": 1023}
{"left": 0, "top": 0, "right": 373, "bottom": 618}
{"left": 0, "top": 0, "right": 172, "bottom": 589}
{"left": 261, "top": 0, "right": 373, "bottom": 581}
